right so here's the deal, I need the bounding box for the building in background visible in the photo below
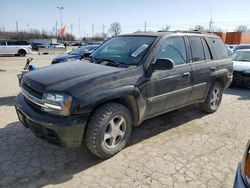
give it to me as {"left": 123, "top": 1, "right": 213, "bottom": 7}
{"left": 215, "top": 32, "right": 250, "bottom": 44}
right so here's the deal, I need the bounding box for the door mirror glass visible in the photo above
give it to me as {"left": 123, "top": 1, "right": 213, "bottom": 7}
{"left": 151, "top": 58, "right": 174, "bottom": 71}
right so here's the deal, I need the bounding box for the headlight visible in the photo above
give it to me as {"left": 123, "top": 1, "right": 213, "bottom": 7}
{"left": 241, "top": 141, "right": 250, "bottom": 186}
{"left": 42, "top": 93, "right": 72, "bottom": 116}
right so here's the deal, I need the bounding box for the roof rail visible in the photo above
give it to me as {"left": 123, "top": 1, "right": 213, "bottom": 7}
{"left": 173, "top": 30, "right": 203, "bottom": 34}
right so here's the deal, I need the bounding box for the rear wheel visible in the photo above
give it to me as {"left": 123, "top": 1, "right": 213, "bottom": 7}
{"left": 85, "top": 103, "right": 132, "bottom": 158}
{"left": 200, "top": 81, "right": 223, "bottom": 113}
{"left": 18, "top": 49, "right": 26, "bottom": 56}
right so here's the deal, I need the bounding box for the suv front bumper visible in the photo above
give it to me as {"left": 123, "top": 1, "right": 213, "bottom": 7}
{"left": 15, "top": 93, "right": 89, "bottom": 148}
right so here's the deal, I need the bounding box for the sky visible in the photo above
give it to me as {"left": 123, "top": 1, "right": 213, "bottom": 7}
{"left": 0, "top": 0, "right": 250, "bottom": 38}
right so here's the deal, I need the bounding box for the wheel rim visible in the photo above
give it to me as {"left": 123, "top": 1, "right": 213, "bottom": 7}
{"left": 210, "top": 87, "right": 221, "bottom": 110}
{"left": 103, "top": 115, "right": 126, "bottom": 148}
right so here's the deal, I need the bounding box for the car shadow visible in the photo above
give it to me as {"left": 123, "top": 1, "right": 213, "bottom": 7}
{"left": 225, "top": 87, "right": 250, "bottom": 100}
{"left": 0, "top": 96, "right": 16, "bottom": 106}
{"left": 0, "top": 105, "right": 205, "bottom": 187}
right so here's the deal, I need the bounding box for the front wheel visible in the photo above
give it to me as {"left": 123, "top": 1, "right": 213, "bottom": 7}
{"left": 85, "top": 103, "right": 132, "bottom": 158}
{"left": 200, "top": 82, "right": 223, "bottom": 113}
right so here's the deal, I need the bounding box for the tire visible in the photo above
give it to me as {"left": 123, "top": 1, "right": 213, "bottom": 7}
{"left": 85, "top": 103, "right": 132, "bottom": 158}
{"left": 18, "top": 49, "right": 26, "bottom": 56}
{"left": 200, "top": 81, "right": 223, "bottom": 113}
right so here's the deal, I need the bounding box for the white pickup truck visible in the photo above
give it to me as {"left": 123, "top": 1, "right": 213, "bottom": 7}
{"left": 0, "top": 40, "right": 32, "bottom": 56}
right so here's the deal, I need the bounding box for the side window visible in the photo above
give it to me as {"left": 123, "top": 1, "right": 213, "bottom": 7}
{"left": 208, "top": 38, "right": 229, "bottom": 59}
{"left": 189, "top": 37, "right": 205, "bottom": 62}
{"left": 6, "top": 41, "right": 16, "bottom": 46}
{"left": 156, "top": 37, "right": 187, "bottom": 65}
{"left": 0, "top": 41, "right": 6, "bottom": 46}
{"left": 15, "top": 41, "right": 28, "bottom": 45}
{"left": 201, "top": 38, "right": 212, "bottom": 60}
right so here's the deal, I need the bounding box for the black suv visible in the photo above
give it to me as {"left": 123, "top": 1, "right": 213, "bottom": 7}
{"left": 15, "top": 31, "right": 233, "bottom": 158}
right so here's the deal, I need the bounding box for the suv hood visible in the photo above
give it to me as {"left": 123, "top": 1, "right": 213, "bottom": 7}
{"left": 23, "top": 60, "right": 120, "bottom": 93}
{"left": 233, "top": 60, "right": 250, "bottom": 71}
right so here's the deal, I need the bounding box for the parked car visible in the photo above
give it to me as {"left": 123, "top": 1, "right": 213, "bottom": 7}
{"left": 71, "top": 42, "right": 84, "bottom": 47}
{"left": 233, "top": 44, "right": 250, "bottom": 52}
{"left": 232, "top": 49, "right": 250, "bottom": 87}
{"left": 15, "top": 31, "right": 233, "bottom": 158}
{"left": 234, "top": 140, "right": 250, "bottom": 188}
{"left": 51, "top": 44, "right": 100, "bottom": 64}
{"left": 48, "top": 43, "right": 65, "bottom": 49}
{"left": 31, "top": 42, "right": 46, "bottom": 51}
{"left": 0, "top": 40, "right": 32, "bottom": 56}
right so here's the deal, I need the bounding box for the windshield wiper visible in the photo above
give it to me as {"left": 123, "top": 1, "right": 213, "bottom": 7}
{"left": 95, "top": 58, "right": 127, "bottom": 68}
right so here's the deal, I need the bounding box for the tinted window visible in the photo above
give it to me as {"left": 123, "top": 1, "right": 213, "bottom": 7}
{"left": 201, "top": 38, "right": 212, "bottom": 60}
{"left": 209, "top": 38, "right": 229, "bottom": 59}
{"left": 189, "top": 37, "right": 205, "bottom": 62}
{"left": 0, "top": 41, "right": 6, "bottom": 46}
{"left": 156, "top": 37, "right": 187, "bottom": 65}
{"left": 15, "top": 41, "right": 29, "bottom": 45}
{"left": 7, "top": 41, "right": 16, "bottom": 45}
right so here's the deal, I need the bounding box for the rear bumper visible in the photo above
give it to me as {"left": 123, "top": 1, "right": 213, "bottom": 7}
{"left": 234, "top": 163, "right": 248, "bottom": 188}
{"left": 15, "top": 93, "right": 89, "bottom": 148}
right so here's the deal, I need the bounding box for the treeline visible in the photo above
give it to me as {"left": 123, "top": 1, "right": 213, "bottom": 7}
{"left": 0, "top": 30, "right": 76, "bottom": 41}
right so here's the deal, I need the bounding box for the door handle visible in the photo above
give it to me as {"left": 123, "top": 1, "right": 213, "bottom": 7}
{"left": 210, "top": 67, "right": 216, "bottom": 71}
{"left": 182, "top": 72, "right": 190, "bottom": 78}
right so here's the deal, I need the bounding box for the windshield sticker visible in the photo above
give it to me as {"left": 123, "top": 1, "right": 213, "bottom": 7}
{"left": 131, "top": 44, "right": 149, "bottom": 57}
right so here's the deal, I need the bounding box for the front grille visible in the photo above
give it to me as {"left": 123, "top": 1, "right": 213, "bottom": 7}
{"left": 233, "top": 71, "right": 242, "bottom": 79}
{"left": 22, "top": 82, "right": 43, "bottom": 99}
{"left": 24, "top": 97, "right": 42, "bottom": 111}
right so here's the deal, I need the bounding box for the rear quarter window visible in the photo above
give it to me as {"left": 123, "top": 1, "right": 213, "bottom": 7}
{"left": 209, "top": 38, "right": 229, "bottom": 59}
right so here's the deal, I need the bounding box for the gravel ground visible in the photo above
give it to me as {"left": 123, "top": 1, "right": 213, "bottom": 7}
{"left": 0, "top": 54, "right": 250, "bottom": 188}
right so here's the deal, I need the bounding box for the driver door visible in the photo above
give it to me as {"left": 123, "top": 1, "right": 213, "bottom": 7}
{"left": 146, "top": 37, "right": 192, "bottom": 117}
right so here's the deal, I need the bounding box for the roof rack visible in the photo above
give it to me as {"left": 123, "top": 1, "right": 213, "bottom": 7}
{"left": 173, "top": 30, "right": 203, "bottom": 34}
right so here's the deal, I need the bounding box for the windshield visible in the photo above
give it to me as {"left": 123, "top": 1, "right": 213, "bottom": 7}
{"left": 91, "top": 36, "right": 157, "bottom": 65}
{"left": 69, "top": 45, "right": 98, "bottom": 55}
{"left": 232, "top": 51, "right": 250, "bottom": 62}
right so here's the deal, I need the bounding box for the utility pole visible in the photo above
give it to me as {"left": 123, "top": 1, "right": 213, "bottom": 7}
{"left": 78, "top": 18, "right": 81, "bottom": 39}
{"left": 56, "top": 6, "right": 64, "bottom": 41}
{"left": 92, "top": 24, "right": 94, "bottom": 38}
{"left": 209, "top": 8, "right": 213, "bottom": 32}
{"left": 144, "top": 20, "right": 147, "bottom": 32}
{"left": 209, "top": 17, "right": 214, "bottom": 32}
{"left": 16, "top": 21, "right": 19, "bottom": 32}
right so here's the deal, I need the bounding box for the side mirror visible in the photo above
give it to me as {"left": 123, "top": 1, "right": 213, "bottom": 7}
{"left": 150, "top": 58, "right": 174, "bottom": 71}
{"left": 81, "top": 52, "right": 91, "bottom": 59}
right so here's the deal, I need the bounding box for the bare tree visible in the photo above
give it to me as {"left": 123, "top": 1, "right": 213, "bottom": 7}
{"left": 194, "top": 25, "right": 205, "bottom": 31}
{"left": 109, "top": 22, "right": 121, "bottom": 36}
{"left": 161, "top": 25, "right": 171, "bottom": 32}
{"left": 235, "top": 25, "right": 248, "bottom": 32}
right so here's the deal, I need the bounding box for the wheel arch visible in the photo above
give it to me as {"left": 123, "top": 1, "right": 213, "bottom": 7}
{"left": 80, "top": 86, "right": 145, "bottom": 127}
{"left": 210, "top": 69, "right": 230, "bottom": 88}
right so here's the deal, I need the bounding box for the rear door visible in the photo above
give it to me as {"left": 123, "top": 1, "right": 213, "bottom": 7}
{"left": 0, "top": 40, "right": 7, "bottom": 54}
{"left": 146, "top": 37, "right": 192, "bottom": 116}
{"left": 6, "top": 41, "right": 19, "bottom": 54}
{"left": 188, "top": 36, "right": 217, "bottom": 101}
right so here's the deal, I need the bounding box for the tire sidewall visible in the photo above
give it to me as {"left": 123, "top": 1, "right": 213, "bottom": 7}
{"left": 208, "top": 82, "right": 223, "bottom": 111}
{"left": 97, "top": 106, "right": 132, "bottom": 157}
{"left": 18, "top": 50, "right": 26, "bottom": 56}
